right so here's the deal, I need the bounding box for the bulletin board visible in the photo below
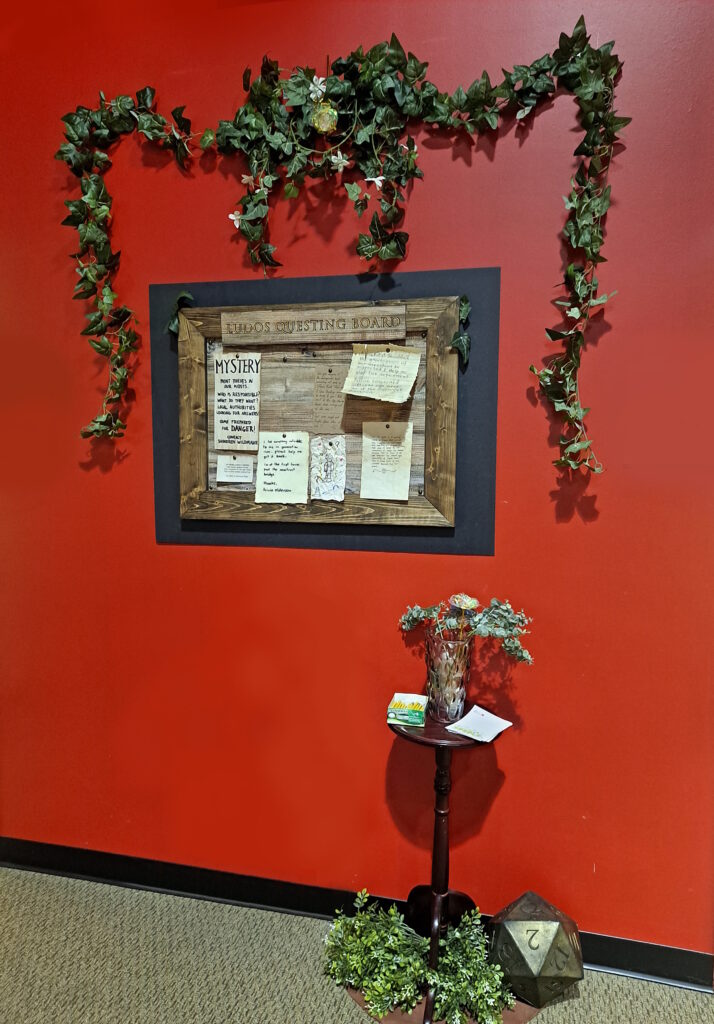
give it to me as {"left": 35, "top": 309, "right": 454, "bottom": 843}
{"left": 177, "top": 296, "right": 459, "bottom": 527}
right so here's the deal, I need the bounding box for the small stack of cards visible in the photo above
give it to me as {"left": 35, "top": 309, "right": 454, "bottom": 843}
{"left": 387, "top": 693, "right": 428, "bottom": 727}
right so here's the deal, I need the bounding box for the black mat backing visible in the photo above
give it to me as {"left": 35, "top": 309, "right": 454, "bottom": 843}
{"left": 149, "top": 267, "right": 499, "bottom": 553}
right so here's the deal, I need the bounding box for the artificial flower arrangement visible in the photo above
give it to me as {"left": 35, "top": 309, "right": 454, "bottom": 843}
{"left": 400, "top": 592, "right": 533, "bottom": 662}
{"left": 400, "top": 593, "right": 533, "bottom": 722}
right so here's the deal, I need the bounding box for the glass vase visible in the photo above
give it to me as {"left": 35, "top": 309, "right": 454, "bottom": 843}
{"left": 425, "top": 627, "right": 472, "bottom": 723}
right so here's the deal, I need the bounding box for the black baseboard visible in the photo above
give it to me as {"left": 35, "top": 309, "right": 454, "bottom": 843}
{"left": 1, "top": 836, "right": 711, "bottom": 991}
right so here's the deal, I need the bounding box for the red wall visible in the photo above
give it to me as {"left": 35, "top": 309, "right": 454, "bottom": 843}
{"left": 1, "top": 0, "right": 712, "bottom": 954}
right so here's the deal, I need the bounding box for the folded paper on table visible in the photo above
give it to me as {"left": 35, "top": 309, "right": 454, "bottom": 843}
{"left": 342, "top": 344, "right": 421, "bottom": 404}
{"left": 445, "top": 704, "right": 513, "bottom": 742}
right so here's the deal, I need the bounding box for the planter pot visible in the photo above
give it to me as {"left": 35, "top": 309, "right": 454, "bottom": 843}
{"left": 424, "top": 627, "right": 473, "bottom": 723}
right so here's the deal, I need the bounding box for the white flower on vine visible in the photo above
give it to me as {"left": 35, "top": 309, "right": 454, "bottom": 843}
{"left": 329, "top": 149, "right": 349, "bottom": 172}
{"left": 241, "top": 174, "right": 255, "bottom": 188}
{"left": 365, "top": 175, "right": 385, "bottom": 190}
{"left": 228, "top": 211, "right": 242, "bottom": 229}
{"left": 309, "top": 76, "right": 327, "bottom": 101}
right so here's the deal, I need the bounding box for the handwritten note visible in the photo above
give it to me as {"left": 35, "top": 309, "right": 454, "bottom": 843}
{"left": 255, "top": 431, "right": 309, "bottom": 504}
{"left": 360, "top": 421, "right": 413, "bottom": 501}
{"left": 216, "top": 454, "right": 253, "bottom": 484}
{"left": 214, "top": 351, "right": 261, "bottom": 451}
{"left": 342, "top": 345, "right": 421, "bottom": 404}
{"left": 310, "top": 435, "right": 346, "bottom": 502}
{"left": 312, "top": 367, "right": 347, "bottom": 434}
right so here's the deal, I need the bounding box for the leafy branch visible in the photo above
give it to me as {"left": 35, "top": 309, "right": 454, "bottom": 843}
{"left": 56, "top": 16, "right": 629, "bottom": 471}
{"left": 56, "top": 88, "right": 194, "bottom": 437}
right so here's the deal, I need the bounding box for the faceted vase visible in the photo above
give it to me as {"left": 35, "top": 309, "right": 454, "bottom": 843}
{"left": 424, "top": 627, "right": 473, "bottom": 723}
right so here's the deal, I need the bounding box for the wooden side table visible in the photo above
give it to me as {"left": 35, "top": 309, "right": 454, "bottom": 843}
{"left": 388, "top": 706, "right": 479, "bottom": 1024}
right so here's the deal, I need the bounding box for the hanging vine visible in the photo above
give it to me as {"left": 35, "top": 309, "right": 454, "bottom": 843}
{"left": 56, "top": 16, "right": 628, "bottom": 472}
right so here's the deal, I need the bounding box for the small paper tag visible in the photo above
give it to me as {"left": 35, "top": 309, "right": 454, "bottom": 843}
{"left": 216, "top": 453, "right": 253, "bottom": 483}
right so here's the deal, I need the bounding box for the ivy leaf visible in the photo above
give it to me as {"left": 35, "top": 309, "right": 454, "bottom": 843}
{"left": 61, "top": 199, "right": 87, "bottom": 227}
{"left": 133, "top": 111, "right": 167, "bottom": 141}
{"left": 368, "top": 211, "right": 389, "bottom": 242}
{"left": 80, "top": 311, "right": 106, "bottom": 336}
{"left": 165, "top": 290, "right": 195, "bottom": 337}
{"left": 356, "top": 234, "right": 380, "bottom": 259}
{"left": 387, "top": 33, "right": 407, "bottom": 70}
{"left": 199, "top": 128, "right": 215, "bottom": 149}
{"left": 563, "top": 438, "right": 592, "bottom": 454}
{"left": 344, "top": 182, "right": 362, "bottom": 202}
{"left": 404, "top": 52, "right": 428, "bottom": 84}
{"left": 55, "top": 142, "right": 93, "bottom": 177}
{"left": 284, "top": 181, "right": 299, "bottom": 199}
{"left": 80, "top": 412, "right": 125, "bottom": 439}
{"left": 61, "top": 110, "right": 91, "bottom": 145}
{"left": 73, "top": 280, "right": 97, "bottom": 300}
{"left": 89, "top": 335, "right": 113, "bottom": 356}
{"left": 258, "top": 242, "right": 281, "bottom": 267}
{"left": 545, "top": 327, "right": 573, "bottom": 341}
{"left": 106, "top": 305, "right": 132, "bottom": 326}
{"left": 378, "top": 231, "right": 408, "bottom": 260}
{"left": 450, "top": 328, "right": 471, "bottom": 365}
{"left": 589, "top": 290, "right": 617, "bottom": 307}
{"left": 135, "top": 86, "right": 156, "bottom": 111}
{"left": 459, "top": 295, "right": 471, "bottom": 322}
{"left": 286, "top": 150, "right": 308, "bottom": 177}
{"left": 167, "top": 130, "right": 192, "bottom": 169}
{"left": 242, "top": 66, "right": 252, "bottom": 91}
{"left": 171, "top": 105, "right": 192, "bottom": 134}
{"left": 282, "top": 74, "right": 311, "bottom": 107}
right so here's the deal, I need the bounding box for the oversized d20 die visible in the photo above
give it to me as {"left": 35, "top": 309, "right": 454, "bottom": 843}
{"left": 488, "top": 890, "right": 583, "bottom": 1007}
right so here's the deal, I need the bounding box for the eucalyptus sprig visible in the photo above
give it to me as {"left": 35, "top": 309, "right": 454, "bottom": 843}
{"left": 57, "top": 17, "right": 628, "bottom": 470}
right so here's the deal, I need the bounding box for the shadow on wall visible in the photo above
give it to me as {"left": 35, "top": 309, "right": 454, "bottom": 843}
{"left": 385, "top": 736, "right": 505, "bottom": 851}
{"left": 387, "top": 635, "right": 525, "bottom": 850}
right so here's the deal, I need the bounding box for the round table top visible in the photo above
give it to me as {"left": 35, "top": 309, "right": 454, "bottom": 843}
{"left": 388, "top": 701, "right": 478, "bottom": 749}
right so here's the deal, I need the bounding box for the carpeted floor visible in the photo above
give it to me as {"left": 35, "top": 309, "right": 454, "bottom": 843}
{"left": 0, "top": 867, "right": 711, "bottom": 1024}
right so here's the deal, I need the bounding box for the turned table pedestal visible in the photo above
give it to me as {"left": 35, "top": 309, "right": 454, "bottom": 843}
{"left": 389, "top": 705, "right": 480, "bottom": 1024}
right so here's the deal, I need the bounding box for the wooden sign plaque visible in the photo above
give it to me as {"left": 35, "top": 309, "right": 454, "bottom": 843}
{"left": 178, "top": 296, "right": 460, "bottom": 527}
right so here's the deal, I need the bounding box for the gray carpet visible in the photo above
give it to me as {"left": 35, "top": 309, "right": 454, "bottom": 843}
{"left": 0, "top": 867, "right": 711, "bottom": 1023}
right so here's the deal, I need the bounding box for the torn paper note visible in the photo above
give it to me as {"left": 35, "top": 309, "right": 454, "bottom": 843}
{"left": 310, "top": 435, "right": 346, "bottom": 502}
{"left": 342, "top": 345, "right": 421, "bottom": 404}
{"left": 312, "top": 366, "right": 347, "bottom": 434}
{"left": 360, "top": 421, "right": 413, "bottom": 501}
{"left": 445, "top": 704, "right": 513, "bottom": 743}
{"left": 214, "top": 351, "right": 261, "bottom": 451}
{"left": 216, "top": 453, "right": 253, "bottom": 484}
{"left": 255, "top": 431, "right": 309, "bottom": 504}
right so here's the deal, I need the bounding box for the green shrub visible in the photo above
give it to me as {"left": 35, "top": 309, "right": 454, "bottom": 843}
{"left": 324, "top": 892, "right": 514, "bottom": 1024}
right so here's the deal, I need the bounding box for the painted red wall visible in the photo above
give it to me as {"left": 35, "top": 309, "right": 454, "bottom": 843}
{"left": 1, "top": 0, "right": 712, "bottom": 954}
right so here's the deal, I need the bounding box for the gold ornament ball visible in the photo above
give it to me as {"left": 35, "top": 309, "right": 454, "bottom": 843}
{"left": 311, "top": 101, "right": 338, "bottom": 134}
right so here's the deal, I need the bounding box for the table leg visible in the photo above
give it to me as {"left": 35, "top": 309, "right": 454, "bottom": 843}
{"left": 423, "top": 745, "right": 452, "bottom": 1024}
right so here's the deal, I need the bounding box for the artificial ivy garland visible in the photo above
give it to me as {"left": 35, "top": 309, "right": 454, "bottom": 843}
{"left": 56, "top": 16, "right": 628, "bottom": 473}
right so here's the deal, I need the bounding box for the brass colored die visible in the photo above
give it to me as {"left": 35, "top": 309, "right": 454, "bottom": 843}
{"left": 489, "top": 891, "right": 584, "bottom": 1007}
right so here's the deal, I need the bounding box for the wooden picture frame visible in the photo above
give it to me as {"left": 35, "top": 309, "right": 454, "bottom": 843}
{"left": 178, "top": 296, "right": 459, "bottom": 527}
